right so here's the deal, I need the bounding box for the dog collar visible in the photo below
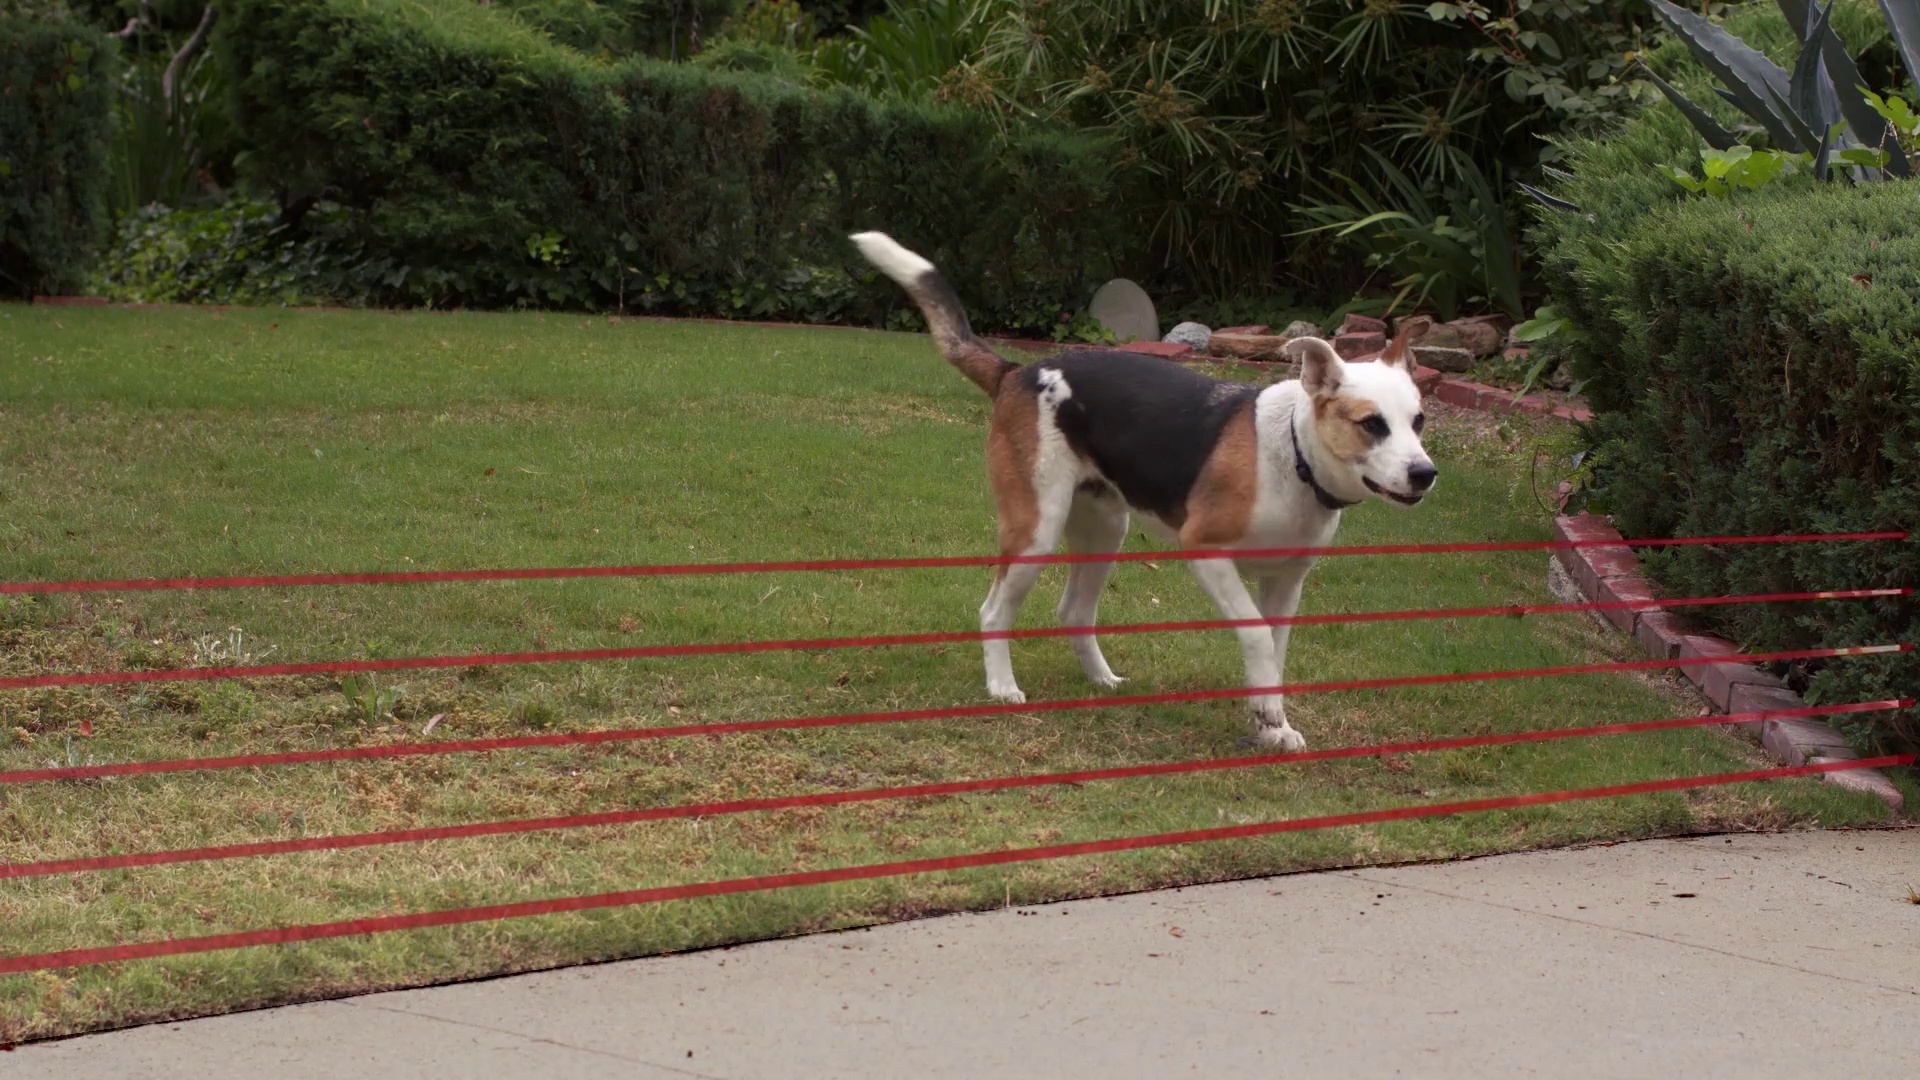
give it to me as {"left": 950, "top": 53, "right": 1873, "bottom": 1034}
{"left": 1291, "top": 418, "right": 1360, "bottom": 512}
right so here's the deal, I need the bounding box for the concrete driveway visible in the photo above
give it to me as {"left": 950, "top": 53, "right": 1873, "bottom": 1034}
{"left": 10, "top": 829, "right": 1917, "bottom": 1079}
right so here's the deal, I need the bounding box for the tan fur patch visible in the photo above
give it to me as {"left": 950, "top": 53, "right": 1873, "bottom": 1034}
{"left": 1313, "top": 394, "right": 1382, "bottom": 463}
{"left": 1179, "top": 401, "right": 1259, "bottom": 547}
{"left": 986, "top": 381, "right": 1042, "bottom": 564}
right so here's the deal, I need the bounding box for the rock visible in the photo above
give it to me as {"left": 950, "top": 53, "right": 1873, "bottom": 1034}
{"left": 1411, "top": 345, "right": 1475, "bottom": 373}
{"left": 1419, "top": 323, "right": 1465, "bottom": 350}
{"left": 1215, "top": 324, "right": 1269, "bottom": 336}
{"left": 1209, "top": 333, "right": 1292, "bottom": 361}
{"left": 1088, "top": 278, "right": 1158, "bottom": 343}
{"left": 1333, "top": 331, "right": 1385, "bottom": 359}
{"left": 1546, "top": 361, "right": 1573, "bottom": 391}
{"left": 1442, "top": 318, "right": 1505, "bottom": 357}
{"left": 1340, "top": 313, "right": 1387, "bottom": 335}
{"left": 1163, "top": 321, "right": 1212, "bottom": 349}
{"left": 1281, "top": 319, "right": 1323, "bottom": 339}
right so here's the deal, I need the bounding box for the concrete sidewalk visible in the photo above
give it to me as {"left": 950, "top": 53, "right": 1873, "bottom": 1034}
{"left": 10, "top": 830, "right": 1917, "bottom": 1079}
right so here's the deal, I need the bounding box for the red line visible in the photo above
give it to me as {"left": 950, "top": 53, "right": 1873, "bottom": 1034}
{"left": 3, "top": 701, "right": 1904, "bottom": 881}
{"left": 6, "top": 645, "right": 1908, "bottom": 785}
{"left": 3, "top": 590, "right": 1906, "bottom": 692}
{"left": 3, "top": 531, "right": 1905, "bottom": 595}
{"left": 1, "top": 755, "right": 1905, "bottom": 975}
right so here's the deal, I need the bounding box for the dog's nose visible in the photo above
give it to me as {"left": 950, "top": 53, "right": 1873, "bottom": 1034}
{"left": 1407, "top": 463, "right": 1439, "bottom": 492}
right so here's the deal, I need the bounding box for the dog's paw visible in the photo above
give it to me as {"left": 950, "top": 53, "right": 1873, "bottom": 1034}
{"left": 988, "top": 683, "right": 1027, "bottom": 705}
{"left": 1090, "top": 673, "right": 1127, "bottom": 691}
{"left": 1242, "top": 724, "right": 1307, "bottom": 753}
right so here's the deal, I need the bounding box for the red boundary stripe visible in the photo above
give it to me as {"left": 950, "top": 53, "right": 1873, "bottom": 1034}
{"left": 1, "top": 755, "right": 1905, "bottom": 975}
{"left": 5, "top": 645, "right": 1908, "bottom": 785}
{"left": 2, "top": 590, "right": 1907, "bottom": 692}
{"left": 3, "top": 531, "right": 1906, "bottom": 595}
{"left": 4, "top": 701, "right": 1904, "bottom": 881}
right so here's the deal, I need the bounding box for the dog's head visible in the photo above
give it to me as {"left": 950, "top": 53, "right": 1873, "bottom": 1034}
{"left": 1284, "top": 318, "right": 1438, "bottom": 507}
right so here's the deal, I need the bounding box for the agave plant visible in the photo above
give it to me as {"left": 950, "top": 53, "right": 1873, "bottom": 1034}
{"left": 1641, "top": 0, "right": 1920, "bottom": 180}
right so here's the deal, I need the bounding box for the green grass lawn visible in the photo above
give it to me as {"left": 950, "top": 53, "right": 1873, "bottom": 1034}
{"left": 0, "top": 303, "right": 1899, "bottom": 1040}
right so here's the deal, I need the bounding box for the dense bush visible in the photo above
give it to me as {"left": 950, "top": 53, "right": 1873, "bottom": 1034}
{"left": 0, "top": 16, "right": 115, "bottom": 298}
{"left": 1532, "top": 5, "right": 1918, "bottom": 752}
{"left": 812, "top": 0, "right": 1673, "bottom": 312}
{"left": 208, "top": 0, "right": 1132, "bottom": 333}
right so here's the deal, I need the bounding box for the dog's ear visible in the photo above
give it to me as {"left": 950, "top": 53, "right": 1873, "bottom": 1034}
{"left": 1286, "top": 337, "right": 1343, "bottom": 397}
{"left": 1379, "top": 315, "right": 1433, "bottom": 371}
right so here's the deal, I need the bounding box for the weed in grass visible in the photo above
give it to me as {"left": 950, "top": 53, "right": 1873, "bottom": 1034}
{"left": 337, "top": 674, "right": 404, "bottom": 724}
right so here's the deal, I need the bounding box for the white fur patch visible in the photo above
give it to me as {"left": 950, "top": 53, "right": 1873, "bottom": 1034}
{"left": 1035, "top": 366, "right": 1073, "bottom": 408}
{"left": 849, "top": 231, "right": 934, "bottom": 286}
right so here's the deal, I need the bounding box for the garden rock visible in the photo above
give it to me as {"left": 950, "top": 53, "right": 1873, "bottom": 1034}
{"left": 1209, "top": 333, "right": 1291, "bottom": 361}
{"left": 1449, "top": 315, "right": 1509, "bottom": 356}
{"left": 1281, "top": 319, "right": 1323, "bottom": 339}
{"left": 1333, "top": 332, "right": 1385, "bottom": 360}
{"left": 1339, "top": 313, "right": 1387, "bottom": 335}
{"left": 1164, "top": 321, "right": 1212, "bottom": 349}
{"left": 1088, "top": 278, "right": 1158, "bottom": 343}
{"left": 1412, "top": 345, "right": 1475, "bottom": 373}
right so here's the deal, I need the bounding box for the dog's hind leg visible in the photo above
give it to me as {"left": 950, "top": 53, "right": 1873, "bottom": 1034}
{"left": 1056, "top": 485, "right": 1130, "bottom": 690}
{"left": 978, "top": 483, "right": 1072, "bottom": 704}
{"left": 1186, "top": 555, "right": 1306, "bottom": 752}
{"left": 979, "top": 385, "right": 1077, "bottom": 705}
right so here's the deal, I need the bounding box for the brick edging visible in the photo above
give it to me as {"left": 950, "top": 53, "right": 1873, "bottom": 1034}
{"left": 1551, "top": 514, "right": 1904, "bottom": 811}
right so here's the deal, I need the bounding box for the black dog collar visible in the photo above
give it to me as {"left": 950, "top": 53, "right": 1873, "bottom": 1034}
{"left": 1292, "top": 418, "right": 1360, "bottom": 511}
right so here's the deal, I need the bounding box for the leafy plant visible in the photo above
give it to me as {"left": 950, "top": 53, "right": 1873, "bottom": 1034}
{"left": 1657, "top": 143, "right": 1809, "bottom": 193}
{"left": 1291, "top": 149, "right": 1524, "bottom": 320}
{"left": 813, "top": 0, "right": 1667, "bottom": 307}
{"left": 1642, "top": 0, "right": 1920, "bottom": 180}
{"left": 338, "top": 674, "right": 403, "bottom": 724}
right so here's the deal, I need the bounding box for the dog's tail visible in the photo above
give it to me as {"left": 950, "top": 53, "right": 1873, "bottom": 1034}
{"left": 851, "top": 231, "right": 1015, "bottom": 397}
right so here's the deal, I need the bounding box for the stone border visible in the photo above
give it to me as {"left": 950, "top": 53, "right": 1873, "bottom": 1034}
{"left": 1551, "top": 513, "right": 1904, "bottom": 811}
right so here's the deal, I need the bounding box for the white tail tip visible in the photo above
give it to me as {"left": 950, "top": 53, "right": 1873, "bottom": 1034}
{"left": 850, "top": 231, "right": 935, "bottom": 285}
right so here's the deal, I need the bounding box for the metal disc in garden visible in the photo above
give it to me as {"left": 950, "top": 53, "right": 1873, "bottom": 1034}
{"left": 1088, "top": 278, "right": 1158, "bottom": 343}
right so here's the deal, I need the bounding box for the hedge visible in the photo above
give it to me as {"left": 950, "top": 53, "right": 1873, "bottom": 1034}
{"left": 0, "top": 16, "right": 114, "bottom": 299}
{"left": 213, "top": 0, "right": 1135, "bottom": 334}
{"left": 1535, "top": 163, "right": 1918, "bottom": 752}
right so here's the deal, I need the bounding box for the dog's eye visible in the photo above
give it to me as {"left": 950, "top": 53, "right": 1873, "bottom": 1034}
{"left": 1359, "top": 415, "right": 1390, "bottom": 439}
{"left": 1412, "top": 413, "right": 1426, "bottom": 434}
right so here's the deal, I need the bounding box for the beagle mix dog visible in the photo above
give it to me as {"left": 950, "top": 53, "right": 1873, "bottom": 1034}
{"left": 853, "top": 231, "right": 1437, "bottom": 751}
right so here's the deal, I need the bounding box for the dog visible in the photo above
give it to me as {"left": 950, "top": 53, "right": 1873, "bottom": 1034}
{"left": 852, "top": 232, "right": 1436, "bottom": 751}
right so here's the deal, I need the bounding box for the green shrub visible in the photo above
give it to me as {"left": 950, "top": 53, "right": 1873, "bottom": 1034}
{"left": 1536, "top": 172, "right": 1919, "bottom": 751}
{"left": 91, "top": 198, "right": 347, "bottom": 305}
{"left": 0, "top": 16, "right": 115, "bottom": 298}
{"left": 211, "top": 0, "right": 1131, "bottom": 333}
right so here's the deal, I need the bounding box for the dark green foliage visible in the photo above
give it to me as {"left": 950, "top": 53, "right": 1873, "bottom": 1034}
{"left": 90, "top": 198, "right": 347, "bottom": 305}
{"left": 1535, "top": 134, "right": 1919, "bottom": 750}
{"left": 210, "top": 0, "right": 1129, "bottom": 332}
{"left": 0, "top": 16, "right": 114, "bottom": 298}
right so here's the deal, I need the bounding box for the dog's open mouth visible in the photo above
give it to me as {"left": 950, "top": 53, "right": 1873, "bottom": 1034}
{"left": 1363, "top": 478, "right": 1424, "bottom": 506}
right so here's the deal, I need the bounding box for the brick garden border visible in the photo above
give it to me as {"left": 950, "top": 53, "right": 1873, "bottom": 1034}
{"left": 1550, "top": 513, "right": 1904, "bottom": 811}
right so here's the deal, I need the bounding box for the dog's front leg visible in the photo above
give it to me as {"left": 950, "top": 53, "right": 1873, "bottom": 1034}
{"left": 1252, "top": 559, "right": 1317, "bottom": 747}
{"left": 1186, "top": 555, "right": 1305, "bottom": 751}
